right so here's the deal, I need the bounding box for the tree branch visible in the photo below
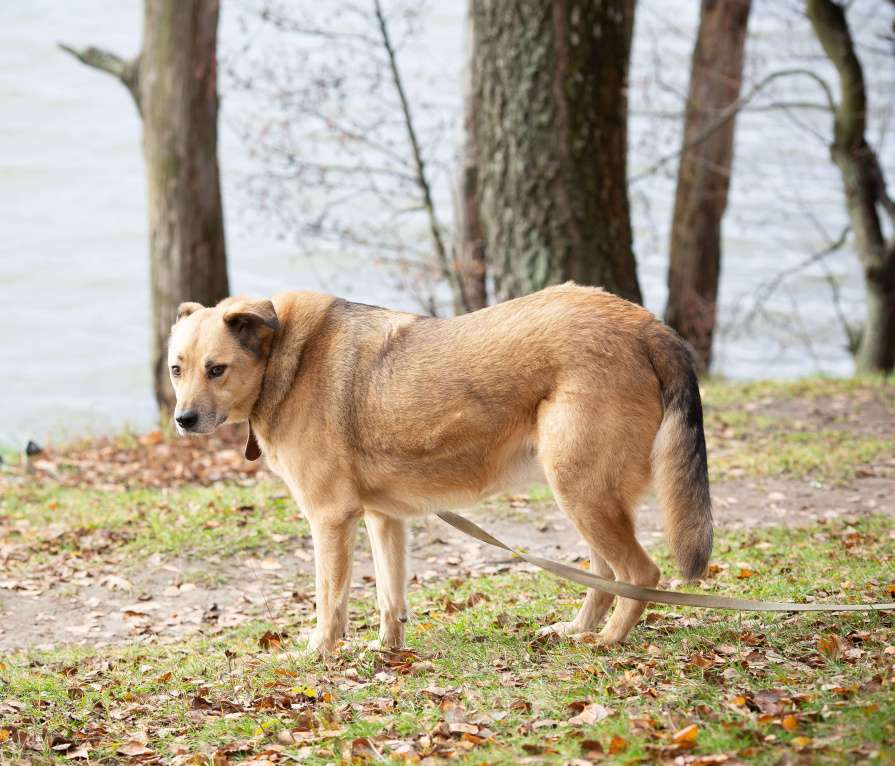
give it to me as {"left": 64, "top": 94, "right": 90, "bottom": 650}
{"left": 372, "top": 0, "right": 469, "bottom": 314}
{"left": 734, "top": 226, "right": 850, "bottom": 332}
{"left": 630, "top": 67, "right": 835, "bottom": 184}
{"left": 58, "top": 43, "right": 141, "bottom": 112}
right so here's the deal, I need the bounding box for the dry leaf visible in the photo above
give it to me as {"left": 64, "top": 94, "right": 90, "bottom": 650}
{"left": 259, "top": 630, "right": 284, "bottom": 652}
{"left": 817, "top": 633, "right": 846, "bottom": 659}
{"left": 781, "top": 714, "right": 798, "bottom": 732}
{"left": 673, "top": 723, "right": 699, "bottom": 747}
{"left": 569, "top": 703, "right": 615, "bottom": 726}
{"left": 609, "top": 735, "right": 628, "bottom": 754}
{"left": 117, "top": 740, "right": 154, "bottom": 757}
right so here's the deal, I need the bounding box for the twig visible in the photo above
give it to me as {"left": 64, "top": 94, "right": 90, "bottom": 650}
{"left": 820, "top": 259, "right": 861, "bottom": 353}
{"left": 735, "top": 226, "right": 850, "bottom": 331}
{"left": 58, "top": 43, "right": 141, "bottom": 112}
{"left": 630, "top": 68, "right": 836, "bottom": 183}
{"left": 372, "top": 0, "right": 469, "bottom": 313}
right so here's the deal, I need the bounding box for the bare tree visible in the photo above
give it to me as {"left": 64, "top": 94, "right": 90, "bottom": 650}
{"left": 806, "top": 0, "right": 895, "bottom": 373}
{"left": 61, "top": 0, "right": 229, "bottom": 417}
{"left": 665, "top": 0, "right": 752, "bottom": 372}
{"left": 466, "top": 0, "right": 643, "bottom": 303}
{"left": 226, "top": 1, "right": 465, "bottom": 314}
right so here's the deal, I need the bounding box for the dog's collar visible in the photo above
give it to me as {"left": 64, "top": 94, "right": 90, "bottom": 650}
{"left": 245, "top": 421, "right": 262, "bottom": 461}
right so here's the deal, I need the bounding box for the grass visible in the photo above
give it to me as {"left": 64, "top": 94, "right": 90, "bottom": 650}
{"left": 710, "top": 429, "right": 894, "bottom": 485}
{"left": 1, "top": 515, "right": 893, "bottom": 765}
{"left": 700, "top": 376, "right": 894, "bottom": 484}
{"left": 699, "top": 374, "right": 892, "bottom": 410}
{"left": 0, "top": 482, "right": 308, "bottom": 569}
{"left": 1, "top": 377, "right": 893, "bottom": 763}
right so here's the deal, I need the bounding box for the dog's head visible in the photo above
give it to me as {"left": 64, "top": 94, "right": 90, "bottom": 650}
{"left": 167, "top": 297, "right": 279, "bottom": 435}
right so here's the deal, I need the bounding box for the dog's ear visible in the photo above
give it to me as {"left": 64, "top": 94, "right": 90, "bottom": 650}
{"left": 223, "top": 299, "right": 279, "bottom": 344}
{"left": 176, "top": 302, "right": 204, "bottom": 322}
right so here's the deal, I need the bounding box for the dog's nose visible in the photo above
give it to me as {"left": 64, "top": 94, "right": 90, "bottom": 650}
{"left": 175, "top": 410, "right": 199, "bottom": 430}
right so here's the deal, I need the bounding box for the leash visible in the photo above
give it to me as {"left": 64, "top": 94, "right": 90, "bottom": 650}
{"left": 436, "top": 511, "right": 895, "bottom": 613}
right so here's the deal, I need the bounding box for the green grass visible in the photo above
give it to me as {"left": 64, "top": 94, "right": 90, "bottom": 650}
{"left": 1, "top": 515, "right": 893, "bottom": 765}
{"left": 700, "top": 376, "right": 894, "bottom": 484}
{"left": 1, "top": 377, "right": 893, "bottom": 763}
{"left": 711, "top": 429, "right": 894, "bottom": 484}
{"left": 700, "top": 374, "right": 892, "bottom": 410}
{"left": 0, "top": 482, "right": 308, "bottom": 567}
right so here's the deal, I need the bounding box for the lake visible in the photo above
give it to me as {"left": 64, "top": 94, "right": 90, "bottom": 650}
{"left": 1, "top": 0, "right": 892, "bottom": 447}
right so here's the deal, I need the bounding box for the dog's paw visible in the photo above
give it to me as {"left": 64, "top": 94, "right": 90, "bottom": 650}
{"left": 366, "top": 633, "right": 405, "bottom": 652}
{"left": 592, "top": 628, "right": 625, "bottom": 647}
{"left": 537, "top": 621, "right": 585, "bottom": 638}
{"left": 303, "top": 628, "right": 342, "bottom": 657}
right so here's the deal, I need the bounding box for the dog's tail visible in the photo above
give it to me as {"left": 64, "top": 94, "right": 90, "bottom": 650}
{"left": 644, "top": 324, "right": 713, "bottom": 581}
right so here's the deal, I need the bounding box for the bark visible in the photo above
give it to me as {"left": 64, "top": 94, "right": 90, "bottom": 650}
{"left": 665, "top": 0, "right": 751, "bottom": 372}
{"left": 453, "top": 1, "right": 488, "bottom": 314}
{"left": 61, "top": 0, "right": 230, "bottom": 418}
{"left": 473, "top": 0, "right": 642, "bottom": 304}
{"left": 807, "top": 0, "right": 895, "bottom": 374}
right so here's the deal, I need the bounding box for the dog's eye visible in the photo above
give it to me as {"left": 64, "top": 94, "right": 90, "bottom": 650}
{"left": 170, "top": 365, "right": 181, "bottom": 377}
{"left": 208, "top": 364, "right": 227, "bottom": 379}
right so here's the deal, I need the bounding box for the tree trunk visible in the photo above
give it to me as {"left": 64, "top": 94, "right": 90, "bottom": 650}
{"left": 61, "top": 0, "right": 230, "bottom": 419}
{"left": 807, "top": 0, "right": 895, "bottom": 374}
{"left": 665, "top": 0, "right": 751, "bottom": 373}
{"left": 453, "top": 0, "right": 488, "bottom": 314}
{"left": 473, "top": 0, "right": 642, "bottom": 304}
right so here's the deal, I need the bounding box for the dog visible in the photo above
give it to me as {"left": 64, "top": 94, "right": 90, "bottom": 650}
{"left": 168, "top": 283, "right": 712, "bottom": 654}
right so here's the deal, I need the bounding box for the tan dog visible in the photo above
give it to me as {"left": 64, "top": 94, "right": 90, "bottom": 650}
{"left": 168, "top": 284, "right": 712, "bottom": 653}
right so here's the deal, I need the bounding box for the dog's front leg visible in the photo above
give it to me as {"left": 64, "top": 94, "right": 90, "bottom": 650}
{"left": 365, "top": 511, "right": 409, "bottom": 649}
{"left": 306, "top": 509, "right": 360, "bottom": 655}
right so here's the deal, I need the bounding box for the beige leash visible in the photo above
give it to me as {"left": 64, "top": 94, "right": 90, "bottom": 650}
{"left": 436, "top": 511, "right": 895, "bottom": 613}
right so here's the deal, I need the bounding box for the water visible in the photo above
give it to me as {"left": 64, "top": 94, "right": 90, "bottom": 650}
{"left": 1, "top": 0, "right": 892, "bottom": 447}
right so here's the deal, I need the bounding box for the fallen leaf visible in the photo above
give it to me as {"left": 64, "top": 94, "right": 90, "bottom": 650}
{"left": 817, "top": 633, "right": 846, "bottom": 660}
{"left": 609, "top": 735, "right": 628, "bottom": 754}
{"left": 117, "top": 740, "right": 154, "bottom": 757}
{"left": 569, "top": 703, "right": 615, "bottom": 726}
{"left": 259, "top": 630, "right": 285, "bottom": 652}
{"left": 100, "top": 574, "right": 133, "bottom": 591}
{"left": 673, "top": 723, "right": 699, "bottom": 748}
{"left": 580, "top": 739, "right": 604, "bottom": 757}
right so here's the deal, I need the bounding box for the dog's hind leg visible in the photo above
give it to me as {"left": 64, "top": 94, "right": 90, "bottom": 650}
{"left": 559, "top": 495, "right": 660, "bottom": 645}
{"left": 537, "top": 394, "right": 660, "bottom": 645}
{"left": 365, "top": 511, "right": 409, "bottom": 649}
{"left": 539, "top": 550, "right": 615, "bottom": 637}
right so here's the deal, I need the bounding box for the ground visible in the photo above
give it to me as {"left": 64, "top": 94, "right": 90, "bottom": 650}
{"left": 0, "top": 378, "right": 893, "bottom": 764}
